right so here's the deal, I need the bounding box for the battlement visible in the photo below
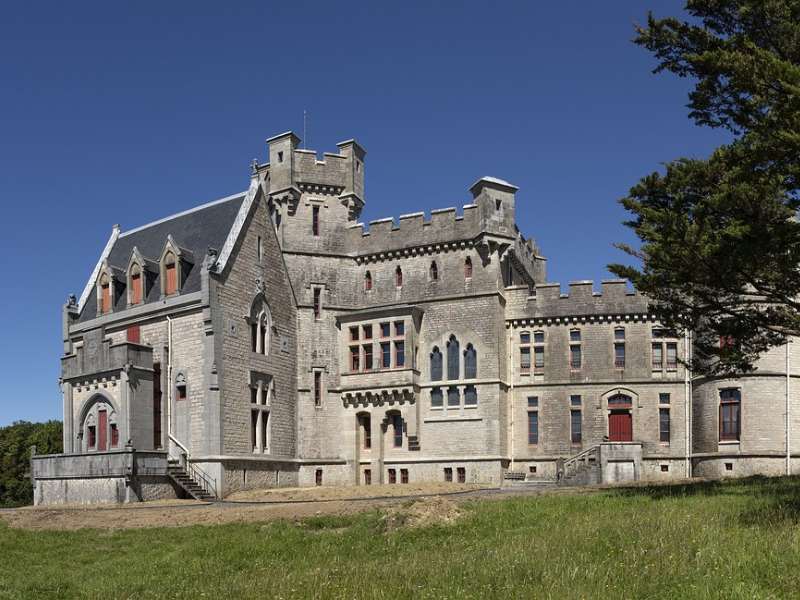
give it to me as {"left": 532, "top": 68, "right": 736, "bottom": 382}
{"left": 522, "top": 279, "right": 648, "bottom": 319}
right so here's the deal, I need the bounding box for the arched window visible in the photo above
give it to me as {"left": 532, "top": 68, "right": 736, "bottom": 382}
{"left": 464, "top": 344, "right": 477, "bottom": 379}
{"left": 464, "top": 257, "right": 473, "bottom": 279}
{"left": 430, "top": 347, "right": 443, "bottom": 381}
{"left": 249, "top": 297, "right": 272, "bottom": 355}
{"left": 395, "top": 266, "right": 403, "bottom": 288}
{"left": 430, "top": 261, "right": 439, "bottom": 281}
{"left": 175, "top": 372, "right": 187, "bottom": 401}
{"left": 364, "top": 271, "right": 373, "bottom": 291}
{"left": 446, "top": 335, "right": 460, "bottom": 380}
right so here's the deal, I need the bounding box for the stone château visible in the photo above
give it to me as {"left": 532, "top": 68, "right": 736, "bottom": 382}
{"left": 32, "top": 131, "right": 800, "bottom": 504}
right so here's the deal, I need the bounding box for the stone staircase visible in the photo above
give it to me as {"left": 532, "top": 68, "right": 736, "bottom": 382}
{"left": 558, "top": 445, "right": 601, "bottom": 486}
{"left": 167, "top": 460, "right": 217, "bottom": 501}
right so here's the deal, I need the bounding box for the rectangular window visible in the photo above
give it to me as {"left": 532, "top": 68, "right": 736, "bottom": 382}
{"left": 165, "top": 263, "right": 177, "bottom": 295}
{"left": 570, "top": 345, "right": 582, "bottom": 369}
{"left": 380, "top": 322, "right": 391, "bottom": 338}
{"left": 360, "top": 414, "right": 371, "bottom": 449}
{"left": 153, "top": 362, "right": 162, "bottom": 449}
{"left": 400, "top": 469, "right": 409, "bottom": 484}
{"left": 614, "top": 329, "right": 625, "bottom": 341}
{"left": 444, "top": 467, "right": 453, "bottom": 482}
{"left": 534, "top": 346, "right": 544, "bottom": 369}
{"left": 350, "top": 326, "right": 359, "bottom": 341}
{"left": 431, "top": 387, "right": 443, "bottom": 408}
{"left": 314, "top": 371, "right": 322, "bottom": 407}
{"left": 100, "top": 283, "right": 111, "bottom": 314}
{"left": 652, "top": 343, "right": 663, "bottom": 369}
{"left": 571, "top": 410, "right": 582, "bottom": 444}
{"left": 251, "top": 386, "right": 258, "bottom": 405}
{"left": 528, "top": 411, "right": 539, "bottom": 445}
{"left": 127, "top": 325, "right": 140, "bottom": 344}
{"left": 363, "top": 345, "right": 373, "bottom": 370}
{"left": 457, "top": 467, "right": 466, "bottom": 484}
{"left": 364, "top": 469, "right": 371, "bottom": 485}
{"left": 177, "top": 384, "right": 187, "bottom": 401}
{"left": 614, "top": 343, "right": 625, "bottom": 368}
{"left": 447, "top": 386, "right": 460, "bottom": 407}
{"left": 392, "top": 414, "right": 403, "bottom": 447}
{"left": 313, "top": 288, "right": 321, "bottom": 320}
{"left": 394, "top": 321, "right": 405, "bottom": 337}
{"left": 720, "top": 388, "right": 741, "bottom": 441}
{"left": 131, "top": 273, "right": 143, "bottom": 305}
{"left": 312, "top": 205, "right": 320, "bottom": 236}
{"left": 534, "top": 331, "right": 545, "bottom": 344}
{"left": 659, "top": 393, "right": 671, "bottom": 405}
{"left": 257, "top": 236, "right": 263, "bottom": 262}
{"left": 261, "top": 411, "right": 269, "bottom": 452}
{"left": 527, "top": 396, "right": 539, "bottom": 408}
{"left": 659, "top": 408, "right": 670, "bottom": 443}
{"left": 570, "top": 395, "right": 582, "bottom": 407}
{"left": 88, "top": 425, "right": 96, "bottom": 448}
{"left": 350, "top": 346, "right": 360, "bottom": 372}
{"left": 315, "top": 469, "right": 323, "bottom": 486}
{"left": 520, "top": 332, "right": 531, "bottom": 344}
{"left": 464, "top": 385, "right": 477, "bottom": 406}
{"left": 363, "top": 324, "right": 372, "bottom": 339}
{"left": 570, "top": 330, "right": 581, "bottom": 343}
{"left": 381, "top": 342, "right": 391, "bottom": 368}
{"left": 520, "top": 347, "right": 531, "bottom": 373}
{"left": 666, "top": 343, "right": 678, "bottom": 369}
{"left": 110, "top": 423, "right": 119, "bottom": 448}
{"left": 251, "top": 410, "right": 258, "bottom": 451}
{"left": 388, "top": 468, "right": 397, "bottom": 484}
{"left": 394, "top": 341, "right": 405, "bottom": 368}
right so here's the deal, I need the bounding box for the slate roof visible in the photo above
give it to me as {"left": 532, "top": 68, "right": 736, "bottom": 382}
{"left": 78, "top": 192, "right": 246, "bottom": 322}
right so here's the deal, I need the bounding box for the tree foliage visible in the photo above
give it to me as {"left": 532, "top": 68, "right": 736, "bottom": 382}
{"left": 610, "top": 0, "right": 800, "bottom": 374}
{"left": 0, "top": 420, "right": 62, "bottom": 507}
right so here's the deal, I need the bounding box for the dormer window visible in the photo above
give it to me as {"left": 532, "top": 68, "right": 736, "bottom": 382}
{"left": 130, "top": 266, "right": 143, "bottom": 305}
{"left": 164, "top": 253, "right": 177, "bottom": 295}
{"left": 99, "top": 273, "right": 111, "bottom": 314}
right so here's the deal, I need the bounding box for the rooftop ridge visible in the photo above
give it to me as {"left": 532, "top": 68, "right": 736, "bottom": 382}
{"left": 119, "top": 191, "right": 247, "bottom": 238}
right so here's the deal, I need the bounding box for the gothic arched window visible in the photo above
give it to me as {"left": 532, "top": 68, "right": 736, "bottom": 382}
{"left": 446, "top": 335, "right": 460, "bottom": 381}
{"left": 430, "top": 347, "right": 443, "bottom": 381}
{"left": 464, "top": 344, "right": 477, "bottom": 379}
{"left": 249, "top": 297, "right": 272, "bottom": 355}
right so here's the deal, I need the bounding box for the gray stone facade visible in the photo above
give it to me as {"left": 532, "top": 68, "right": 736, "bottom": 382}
{"left": 32, "top": 130, "right": 800, "bottom": 505}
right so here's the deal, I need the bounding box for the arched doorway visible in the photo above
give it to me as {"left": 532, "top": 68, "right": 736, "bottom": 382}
{"left": 607, "top": 393, "right": 633, "bottom": 442}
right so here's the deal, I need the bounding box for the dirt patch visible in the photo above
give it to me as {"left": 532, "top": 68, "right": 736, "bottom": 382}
{"left": 382, "top": 496, "right": 463, "bottom": 531}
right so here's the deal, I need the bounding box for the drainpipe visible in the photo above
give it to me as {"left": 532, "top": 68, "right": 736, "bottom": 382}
{"left": 787, "top": 340, "right": 791, "bottom": 476}
{"left": 508, "top": 324, "right": 515, "bottom": 473}
{"left": 684, "top": 329, "right": 692, "bottom": 478}
{"left": 166, "top": 316, "right": 173, "bottom": 449}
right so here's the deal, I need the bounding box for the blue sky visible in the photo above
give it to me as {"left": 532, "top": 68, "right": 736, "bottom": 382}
{"left": 0, "top": 1, "right": 727, "bottom": 425}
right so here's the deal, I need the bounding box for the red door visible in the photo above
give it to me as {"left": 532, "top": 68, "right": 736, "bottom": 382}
{"left": 98, "top": 410, "right": 108, "bottom": 451}
{"left": 608, "top": 410, "right": 632, "bottom": 442}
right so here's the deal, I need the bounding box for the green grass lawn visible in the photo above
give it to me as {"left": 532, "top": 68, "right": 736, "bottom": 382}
{"left": 2, "top": 477, "right": 800, "bottom": 599}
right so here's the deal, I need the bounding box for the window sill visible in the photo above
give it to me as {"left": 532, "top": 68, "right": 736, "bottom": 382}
{"left": 719, "top": 440, "right": 740, "bottom": 445}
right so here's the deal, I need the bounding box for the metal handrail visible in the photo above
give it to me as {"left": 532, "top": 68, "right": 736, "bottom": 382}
{"left": 185, "top": 460, "right": 217, "bottom": 499}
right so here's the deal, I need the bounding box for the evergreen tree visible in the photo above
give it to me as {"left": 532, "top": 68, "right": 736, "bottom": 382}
{"left": 611, "top": 0, "right": 800, "bottom": 374}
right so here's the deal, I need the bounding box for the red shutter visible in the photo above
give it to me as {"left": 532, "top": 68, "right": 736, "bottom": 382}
{"left": 165, "top": 263, "right": 177, "bottom": 295}
{"left": 127, "top": 325, "right": 140, "bottom": 344}
{"left": 131, "top": 273, "right": 142, "bottom": 304}
{"left": 101, "top": 284, "right": 111, "bottom": 314}
{"left": 98, "top": 410, "right": 108, "bottom": 451}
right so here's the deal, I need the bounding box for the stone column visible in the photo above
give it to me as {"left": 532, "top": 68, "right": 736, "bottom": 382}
{"left": 61, "top": 381, "right": 74, "bottom": 453}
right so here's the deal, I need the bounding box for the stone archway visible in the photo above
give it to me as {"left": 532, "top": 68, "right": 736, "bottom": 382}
{"left": 77, "top": 392, "right": 121, "bottom": 453}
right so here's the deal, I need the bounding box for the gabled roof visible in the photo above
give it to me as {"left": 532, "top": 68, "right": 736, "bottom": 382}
{"left": 77, "top": 192, "right": 246, "bottom": 322}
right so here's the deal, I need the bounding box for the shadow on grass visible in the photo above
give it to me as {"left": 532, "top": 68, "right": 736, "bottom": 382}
{"left": 609, "top": 475, "right": 800, "bottom": 527}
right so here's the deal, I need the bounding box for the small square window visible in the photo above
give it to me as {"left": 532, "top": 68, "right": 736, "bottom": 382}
{"left": 570, "top": 395, "right": 582, "bottom": 407}
{"left": 527, "top": 396, "right": 539, "bottom": 408}
{"left": 614, "top": 329, "right": 625, "bottom": 341}
{"left": 520, "top": 332, "right": 531, "bottom": 344}
{"left": 533, "top": 332, "right": 544, "bottom": 344}
{"left": 529, "top": 465, "right": 537, "bottom": 474}
{"left": 659, "top": 393, "right": 671, "bottom": 405}
{"left": 660, "top": 464, "right": 669, "bottom": 473}
{"left": 570, "top": 330, "right": 581, "bottom": 343}
{"left": 725, "top": 462, "right": 733, "bottom": 471}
